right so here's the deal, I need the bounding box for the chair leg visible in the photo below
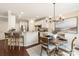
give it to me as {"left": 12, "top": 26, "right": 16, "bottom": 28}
{"left": 23, "top": 37, "right": 24, "bottom": 49}
{"left": 10, "top": 44, "right": 11, "bottom": 49}
{"left": 70, "top": 54, "right": 71, "bottom": 56}
{"left": 18, "top": 39, "right": 19, "bottom": 50}
{"left": 46, "top": 50, "right": 49, "bottom": 56}
{"left": 47, "top": 50, "right": 51, "bottom": 56}
{"left": 40, "top": 46, "right": 43, "bottom": 56}
{"left": 70, "top": 51, "right": 74, "bottom": 56}
{"left": 19, "top": 39, "right": 20, "bottom": 50}
{"left": 19, "top": 45, "right": 20, "bottom": 50}
{"left": 9, "top": 40, "right": 11, "bottom": 49}
{"left": 13, "top": 38, "right": 15, "bottom": 50}
{"left": 10, "top": 38, "right": 12, "bottom": 50}
{"left": 47, "top": 52, "right": 50, "bottom": 56}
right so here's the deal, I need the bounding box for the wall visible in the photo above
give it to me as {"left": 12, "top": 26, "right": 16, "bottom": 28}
{"left": 0, "top": 17, "right": 8, "bottom": 39}
{"left": 62, "top": 11, "right": 79, "bottom": 45}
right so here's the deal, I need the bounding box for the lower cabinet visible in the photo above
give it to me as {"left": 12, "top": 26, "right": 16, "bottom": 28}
{"left": 24, "top": 32, "right": 38, "bottom": 46}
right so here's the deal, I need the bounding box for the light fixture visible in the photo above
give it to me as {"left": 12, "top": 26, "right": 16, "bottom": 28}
{"left": 53, "top": 3, "right": 64, "bottom": 22}
{"left": 47, "top": 3, "right": 64, "bottom": 23}
{"left": 30, "top": 20, "right": 34, "bottom": 24}
{"left": 18, "top": 11, "right": 24, "bottom": 19}
{"left": 57, "top": 14, "right": 64, "bottom": 21}
{"left": 20, "top": 12, "right": 24, "bottom": 15}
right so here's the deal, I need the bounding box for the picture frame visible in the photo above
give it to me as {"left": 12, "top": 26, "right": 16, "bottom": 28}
{"left": 55, "top": 16, "right": 78, "bottom": 34}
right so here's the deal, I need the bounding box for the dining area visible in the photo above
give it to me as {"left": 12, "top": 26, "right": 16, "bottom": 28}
{"left": 30, "top": 31, "right": 78, "bottom": 56}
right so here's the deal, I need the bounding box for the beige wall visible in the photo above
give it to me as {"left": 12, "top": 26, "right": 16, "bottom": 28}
{"left": 62, "top": 11, "right": 79, "bottom": 33}
{"left": 63, "top": 11, "right": 79, "bottom": 43}
{"left": 0, "top": 18, "right": 8, "bottom": 38}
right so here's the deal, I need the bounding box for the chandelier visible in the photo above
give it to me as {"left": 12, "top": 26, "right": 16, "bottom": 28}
{"left": 46, "top": 3, "right": 64, "bottom": 23}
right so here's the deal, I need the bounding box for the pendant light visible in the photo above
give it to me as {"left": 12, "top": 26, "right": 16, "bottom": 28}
{"left": 47, "top": 3, "right": 64, "bottom": 23}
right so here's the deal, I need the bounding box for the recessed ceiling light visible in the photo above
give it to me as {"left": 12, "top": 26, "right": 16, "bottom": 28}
{"left": 30, "top": 20, "right": 34, "bottom": 23}
{"left": 20, "top": 12, "right": 24, "bottom": 15}
{"left": 18, "top": 12, "right": 24, "bottom": 18}
{"left": 36, "top": 16, "right": 39, "bottom": 18}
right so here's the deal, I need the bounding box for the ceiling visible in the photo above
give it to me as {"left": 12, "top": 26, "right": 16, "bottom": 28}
{"left": 0, "top": 3, "right": 79, "bottom": 20}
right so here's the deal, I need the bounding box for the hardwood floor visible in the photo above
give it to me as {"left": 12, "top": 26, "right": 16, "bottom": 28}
{"left": 8, "top": 46, "right": 29, "bottom": 56}
{"left": 0, "top": 39, "right": 8, "bottom": 56}
{"left": 0, "top": 39, "right": 29, "bottom": 56}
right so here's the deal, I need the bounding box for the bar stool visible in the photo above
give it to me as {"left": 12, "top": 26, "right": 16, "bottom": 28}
{"left": 13, "top": 32, "right": 24, "bottom": 50}
{"left": 5, "top": 32, "right": 24, "bottom": 50}
{"left": 5, "top": 32, "right": 14, "bottom": 49}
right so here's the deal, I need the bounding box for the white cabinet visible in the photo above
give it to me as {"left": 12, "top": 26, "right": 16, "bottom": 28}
{"left": 24, "top": 32, "right": 38, "bottom": 46}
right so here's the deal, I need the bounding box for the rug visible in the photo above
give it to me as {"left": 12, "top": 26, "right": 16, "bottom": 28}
{"left": 26, "top": 44, "right": 69, "bottom": 56}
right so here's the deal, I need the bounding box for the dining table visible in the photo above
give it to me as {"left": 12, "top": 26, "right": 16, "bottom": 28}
{"left": 43, "top": 34, "right": 67, "bottom": 56}
{"left": 52, "top": 37, "right": 67, "bottom": 56}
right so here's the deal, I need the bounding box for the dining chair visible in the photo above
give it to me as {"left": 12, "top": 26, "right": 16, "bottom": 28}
{"left": 59, "top": 36, "right": 77, "bottom": 56}
{"left": 40, "top": 36, "right": 56, "bottom": 56}
{"left": 70, "top": 37, "right": 77, "bottom": 56}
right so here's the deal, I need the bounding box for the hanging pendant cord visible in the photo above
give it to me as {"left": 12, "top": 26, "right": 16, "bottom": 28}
{"left": 53, "top": 3, "right": 55, "bottom": 20}
{"left": 53, "top": 3, "right": 56, "bottom": 31}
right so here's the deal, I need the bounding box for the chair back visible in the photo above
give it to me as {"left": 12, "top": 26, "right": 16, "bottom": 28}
{"left": 5, "top": 33, "right": 12, "bottom": 38}
{"left": 40, "top": 37, "right": 48, "bottom": 44}
{"left": 13, "top": 32, "right": 20, "bottom": 38}
{"left": 71, "top": 37, "right": 77, "bottom": 51}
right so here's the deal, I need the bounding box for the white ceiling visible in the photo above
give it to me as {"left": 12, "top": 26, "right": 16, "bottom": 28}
{"left": 0, "top": 3, "right": 79, "bottom": 19}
